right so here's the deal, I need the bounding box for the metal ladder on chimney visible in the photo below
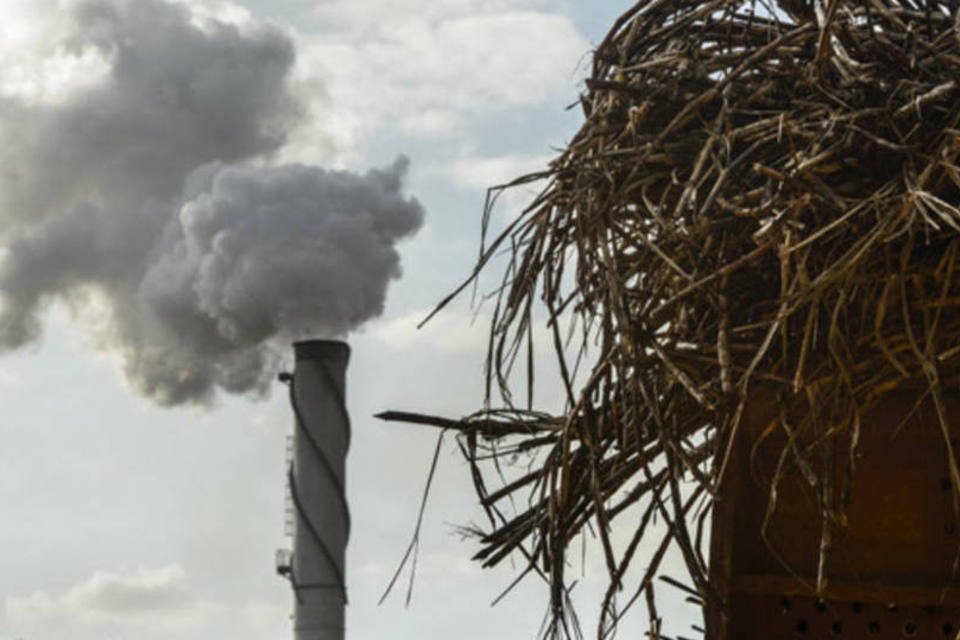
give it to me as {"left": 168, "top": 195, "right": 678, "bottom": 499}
{"left": 276, "top": 434, "right": 295, "bottom": 579}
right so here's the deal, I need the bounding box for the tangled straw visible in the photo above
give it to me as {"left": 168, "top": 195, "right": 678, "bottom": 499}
{"left": 382, "top": 0, "right": 960, "bottom": 636}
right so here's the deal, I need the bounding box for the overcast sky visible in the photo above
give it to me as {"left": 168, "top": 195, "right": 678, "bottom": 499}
{"left": 0, "top": 1, "right": 699, "bottom": 639}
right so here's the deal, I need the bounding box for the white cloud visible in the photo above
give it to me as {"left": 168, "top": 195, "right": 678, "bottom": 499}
{"left": 3, "top": 565, "right": 289, "bottom": 639}
{"left": 0, "top": 366, "right": 22, "bottom": 389}
{"left": 311, "top": 0, "right": 555, "bottom": 30}
{"left": 173, "top": 0, "right": 254, "bottom": 27}
{"left": 450, "top": 152, "right": 552, "bottom": 190}
{"left": 449, "top": 152, "right": 553, "bottom": 224}
{"left": 7, "top": 565, "right": 192, "bottom": 621}
{"left": 0, "top": 0, "right": 111, "bottom": 105}
{"left": 366, "top": 306, "right": 490, "bottom": 354}
{"left": 67, "top": 565, "right": 192, "bottom": 613}
{"left": 286, "top": 6, "right": 588, "bottom": 159}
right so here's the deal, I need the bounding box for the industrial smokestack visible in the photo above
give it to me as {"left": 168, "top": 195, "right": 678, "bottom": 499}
{"left": 278, "top": 340, "right": 351, "bottom": 640}
{"left": 0, "top": 0, "right": 423, "bottom": 407}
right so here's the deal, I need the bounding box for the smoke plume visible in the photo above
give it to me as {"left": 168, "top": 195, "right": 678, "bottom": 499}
{"left": 0, "top": 0, "right": 424, "bottom": 405}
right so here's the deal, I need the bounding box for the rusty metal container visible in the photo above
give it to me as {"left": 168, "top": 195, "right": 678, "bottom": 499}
{"left": 708, "top": 391, "right": 960, "bottom": 639}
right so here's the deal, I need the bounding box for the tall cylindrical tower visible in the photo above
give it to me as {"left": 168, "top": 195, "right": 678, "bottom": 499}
{"left": 283, "top": 340, "right": 351, "bottom": 640}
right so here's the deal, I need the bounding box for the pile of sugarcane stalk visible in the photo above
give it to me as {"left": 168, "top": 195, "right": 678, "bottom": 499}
{"left": 383, "top": 0, "right": 960, "bottom": 636}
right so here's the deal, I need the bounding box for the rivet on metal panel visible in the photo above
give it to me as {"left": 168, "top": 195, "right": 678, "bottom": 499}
{"left": 782, "top": 596, "right": 792, "bottom": 613}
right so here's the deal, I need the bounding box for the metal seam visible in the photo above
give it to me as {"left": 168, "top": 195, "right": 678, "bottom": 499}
{"left": 287, "top": 378, "right": 352, "bottom": 534}
{"left": 285, "top": 366, "right": 351, "bottom": 606}
{"left": 288, "top": 467, "right": 349, "bottom": 603}
{"left": 314, "top": 361, "right": 352, "bottom": 447}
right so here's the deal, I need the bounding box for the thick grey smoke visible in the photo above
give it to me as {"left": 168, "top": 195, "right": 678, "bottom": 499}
{"left": 0, "top": 0, "right": 424, "bottom": 405}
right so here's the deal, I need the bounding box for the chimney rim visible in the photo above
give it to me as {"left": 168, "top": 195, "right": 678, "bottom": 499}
{"left": 293, "top": 339, "right": 350, "bottom": 362}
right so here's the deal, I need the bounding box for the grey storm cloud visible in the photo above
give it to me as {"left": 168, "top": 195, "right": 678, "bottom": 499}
{"left": 0, "top": 0, "right": 424, "bottom": 405}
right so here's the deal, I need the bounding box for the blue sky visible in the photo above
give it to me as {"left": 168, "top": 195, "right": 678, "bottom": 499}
{"left": 0, "top": 1, "right": 698, "bottom": 638}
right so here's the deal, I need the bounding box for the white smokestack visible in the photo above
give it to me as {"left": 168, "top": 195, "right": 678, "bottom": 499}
{"left": 282, "top": 340, "right": 351, "bottom": 640}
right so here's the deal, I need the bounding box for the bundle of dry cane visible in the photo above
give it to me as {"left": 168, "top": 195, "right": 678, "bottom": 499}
{"left": 380, "top": 0, "right": 960, "bottom": 636}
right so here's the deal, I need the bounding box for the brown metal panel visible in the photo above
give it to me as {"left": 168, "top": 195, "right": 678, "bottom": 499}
{"left": 728, "top": 593, "right": 960, "bottom": 639}
{"left": 709, "top": 392, "right": 960, "bottom": 639}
